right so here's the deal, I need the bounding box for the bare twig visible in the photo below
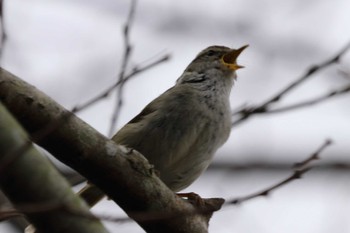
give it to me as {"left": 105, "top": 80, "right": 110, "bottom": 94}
{"left": 108, "top": 0, "right": 137, "bottom": 137}
{"left": 71, "top": 54, "right": 169, "bottom": 113}
{"left": 209, "top": 161, "right": 350, "bottom": 171}
{"left": 232, "top": 42, "right": 350, "bottom": 127}
{"left": 258, "top": 84, "right": 350, "bottom": 114}
{"left": 226, "top": 139, "right": 332, "bottom": 205}
{"left": 293, "top": 139, "right": 332, "bottom": 169}
{"left": 0, "top": 0, "right": 6, "bottom": 59}
{"left": 71, "top": 0, "right": 169, "bottom": 117}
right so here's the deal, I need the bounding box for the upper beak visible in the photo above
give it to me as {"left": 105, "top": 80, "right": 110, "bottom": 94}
{"left": 221, "top": 44, "right": 249, "bottom": 70}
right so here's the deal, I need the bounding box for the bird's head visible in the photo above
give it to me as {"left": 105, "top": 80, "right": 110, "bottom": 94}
{"left": 185, "top": 45, "right": 248, "bottom": 76}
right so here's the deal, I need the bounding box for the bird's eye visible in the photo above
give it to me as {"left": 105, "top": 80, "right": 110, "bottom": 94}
{"left": 206, "top": 50, "right": 215, "bottom": 56}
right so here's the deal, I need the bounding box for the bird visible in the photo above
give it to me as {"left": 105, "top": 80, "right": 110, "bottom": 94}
{"left": 78, "top": 45, "right": 248, "bottom": 207}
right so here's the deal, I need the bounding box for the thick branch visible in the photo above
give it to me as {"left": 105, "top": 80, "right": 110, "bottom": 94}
{"left": 0, "top": 68, "right": 222, "bottom": 233}
{"left": 0, "top": 102, "right": 108, "bottom": 233}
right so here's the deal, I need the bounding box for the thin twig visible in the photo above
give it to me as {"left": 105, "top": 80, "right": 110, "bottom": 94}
{"left": 232, "top": 41, "right": 350, "bottom": 127}
{"left": 108, "top": 0, "right": 137, "bottom": 137}
{"left": 293, "top": 139, "right": 332, "bottom": 170}
{"left": 258, "top": 84, "right": 350, "bottom": 114}
{"left": 71, "top": 0, "right": 169, "bottom": 116}
{"left": 209, "top": 161, "right": 350, "bottom": 171}
{"left": 71, "top": 54, "right": 169, "bottom": 113}
{"left": 0, "top": 0, "right": 7, "bottom": 59}
{"left": 226, "top": 139, "right": 332, "bottom": 205}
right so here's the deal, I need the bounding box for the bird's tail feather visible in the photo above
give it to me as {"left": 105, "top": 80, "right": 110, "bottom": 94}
{"left": 78, "top": 183, "right": 105, "bottom": 207}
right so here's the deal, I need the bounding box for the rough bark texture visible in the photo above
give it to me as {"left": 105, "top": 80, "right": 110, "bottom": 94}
{"left": 0, "top": 102, "right": 109, "bottom": 233}
{"left": 0, "top": 68, "right": 224, "bottom": 233}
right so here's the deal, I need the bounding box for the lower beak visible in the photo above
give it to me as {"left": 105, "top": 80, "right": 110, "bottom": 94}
{"left": 221, "top": 44, "right": 248, "bottom": 70}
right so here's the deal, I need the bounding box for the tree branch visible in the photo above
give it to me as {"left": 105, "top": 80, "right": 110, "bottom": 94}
{"left": 257, "top": 84, "right": 350, "bottom": 115}
{"left": 0, "top": 0, "right": 6, "bottom": 59}
{"left": 71, "top": 0, "right": 169, "bottom": 117}
{"left": 232, "top": 42, "right": 350, "bottom": 127}
{"left": 108, "top": 0, "right": 137, "bottom": 136}
{"left": 226, "top": 139, "right": 332, "bottom": 205}
{"left": 71, "top": 54, "right": 169, "bottom": 113}
{"left": 0, "top": 102, "right": 108, "bottom": 233}
{"left": 0, "top": 68, "right": 221, "bottom": 233}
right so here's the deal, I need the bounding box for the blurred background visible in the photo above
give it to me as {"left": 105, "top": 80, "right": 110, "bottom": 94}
{"left": 1, "top": 0, "right": 350, "bottom": 232}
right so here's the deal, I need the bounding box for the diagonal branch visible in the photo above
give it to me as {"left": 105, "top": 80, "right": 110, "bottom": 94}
{"left": 226, "top": 139, "right": 332, "bottom": 205}
{"left": 259, "top": 43, "right": 349, "bottom": 107}
{"left": 71, "top": 54, "right": 169, "bottom": 113}
{"left": 72, "top": 0, "right": 170, "bottom": 116}
{"left": 232, "top": 41, "right": 350, "bottom": 127}
{"left": 0, "top": 102, "right": 108, "bottom": 233}
{"left": 0, "top": 67, "right": 218, "bottom": 233}
{"left": 257, "top": 84, "right": 350, "bottom": 115}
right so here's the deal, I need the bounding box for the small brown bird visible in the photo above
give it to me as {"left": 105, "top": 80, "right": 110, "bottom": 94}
{"left": 79, "top": 45, "right": 248, "bottom": 207}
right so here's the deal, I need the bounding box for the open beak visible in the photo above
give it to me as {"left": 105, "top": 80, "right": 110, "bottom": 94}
{"left": 221, "top": 44, "right": 248, "bottom": 71}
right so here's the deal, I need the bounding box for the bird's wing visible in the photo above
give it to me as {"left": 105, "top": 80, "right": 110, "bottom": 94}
{"left": 112, "top": 86, "right": 201, "bottom": 162}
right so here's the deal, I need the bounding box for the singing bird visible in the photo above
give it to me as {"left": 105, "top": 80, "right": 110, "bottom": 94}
{"left": 79, "top": 45, "right": 248, "bottom": 206}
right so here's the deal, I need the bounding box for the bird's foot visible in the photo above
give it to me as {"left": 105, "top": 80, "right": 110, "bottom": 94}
{"left": 177, "top": 192, "right": 204, "bottom": 206}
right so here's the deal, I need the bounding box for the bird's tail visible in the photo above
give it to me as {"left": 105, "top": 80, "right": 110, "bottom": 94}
{"left": 78, "top": 183, "right": 105, "bottom": 207}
